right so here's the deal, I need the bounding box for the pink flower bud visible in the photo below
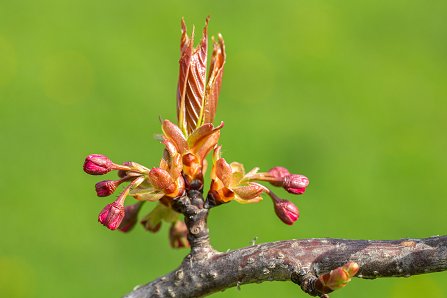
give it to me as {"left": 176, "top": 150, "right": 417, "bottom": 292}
{"left": 118, "top": 202, "right": 144, "bottom": 232}
{"left": 268, "top": 166, "right": 291, "bottom": 186}
{"left": 95, "top": 180, "right": 119, "bottom": 197}
{"left": 283, "top": 174, "right": 309, "bottom": 194}
{"left": 169, "top": 220, "right": 190, "bottom": 249}
{"left": 273, "top": 198, "right": 300, "bottom": 225}
{"left": 83, "top": 154, "right": 113, "bottom": 175}
{"left": 98, "top": 201, "right": 125, "bottom": 230}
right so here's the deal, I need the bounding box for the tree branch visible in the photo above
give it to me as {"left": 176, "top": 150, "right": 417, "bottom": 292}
{"left": 124, "top": 191, "right": 447, "bottom": 298}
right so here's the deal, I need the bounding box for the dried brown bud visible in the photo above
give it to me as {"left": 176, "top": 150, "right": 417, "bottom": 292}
{"left": 118, "top": 202, "right": 144, "bottom": 232}
{"left": 169, "top": 220, "right": 190, "bottom": 249}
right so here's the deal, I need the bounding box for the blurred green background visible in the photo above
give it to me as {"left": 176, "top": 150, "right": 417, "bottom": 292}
{"left": 1, "top": 0, "right": 447, "bottom": 297}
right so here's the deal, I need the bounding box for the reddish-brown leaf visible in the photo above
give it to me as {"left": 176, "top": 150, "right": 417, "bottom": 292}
{"left": 177, "top": 18, "right": 209, "bottom": 135}
{"left": 203, "top": 34, "right": 226, "bottom": 125}
{"left": 176, "top": 18, "right": 193, "bottom": 134}
{"left": 189, "top": 122, "right": 224, "bottom": 161}
{"left": 215, "top": 158, "right": 232, "bottom": 187}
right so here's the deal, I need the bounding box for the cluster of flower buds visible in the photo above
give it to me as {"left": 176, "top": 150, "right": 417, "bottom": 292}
{"left": 83, "top": 18, "right": 311, "bottom": 251}
{"left": 161, "top": 119, "right": 223, "bottom": 188}
{"left": 207, "top": 146, "right": 266, "bottom": 205}
{"left": 207, "top": 151, "right": 309, "bottom": 225}
{"left": 84, "top": 153, "right": 183, "bottom": 232}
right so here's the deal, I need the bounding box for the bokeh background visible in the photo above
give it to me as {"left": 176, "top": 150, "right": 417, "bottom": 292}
{"left": 1, "top": 0, "right": 447, "bottom": 297}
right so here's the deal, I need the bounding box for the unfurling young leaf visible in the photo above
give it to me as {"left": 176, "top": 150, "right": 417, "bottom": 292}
{"left": 176, "top": 17, "right": 226, "bottom": 136}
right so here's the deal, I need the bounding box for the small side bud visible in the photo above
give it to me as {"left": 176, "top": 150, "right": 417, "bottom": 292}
{"left": 169, "top": 220, "right": 190, "bottom": 249}
{"left": 316, "top": 261, "right": 360, "bottom": 293}
{"left": 83, "top": 154, "right": 113, "bottom": 175}
{"left": 141, "top": 214, "right": 162, "bottom": 233}
{"left": 119, "top": 202, "right": 144, "bottom": 232}
{"left": 283, "top": 174, "right": 309, "bottom": 194}
{"left": 95, "top": 180, "right": 120, "bottom": 197}
{"left": 98, "top": 201, "right": 125, "bottom": 230}
{"left": 268, "top": 166, "right": 290, "bottom": 186}
{"left": 343, "top": 261, "right": 360, "bottom": 277}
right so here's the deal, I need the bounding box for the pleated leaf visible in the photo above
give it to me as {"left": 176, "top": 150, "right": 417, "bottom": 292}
{"left": 176, "top": 18, "right": 208, "bottom": 135}
{"left": 202, "top": 34, "right": 226, "bottom": 125}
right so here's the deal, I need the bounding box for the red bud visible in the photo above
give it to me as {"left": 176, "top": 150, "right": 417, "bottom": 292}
{"left": 268, "top": 190, "right": 300, "bottom": 225}
{"left": 268, "top": 166, "right": 291, "bottom": 186}
{"left": 274, "top": 199, "right": 299, "bottom": 225}
{"left": 95, "top": 180, "right": 120, "bottom": 197}
{"left": 98, "top": 201, "right": 125, "bottom": 230}
{"left": 83, "top": 154, "right": 113, "bottom": 175}
{"left": 283, "top": 174, "right": 309, "bottom": 194}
